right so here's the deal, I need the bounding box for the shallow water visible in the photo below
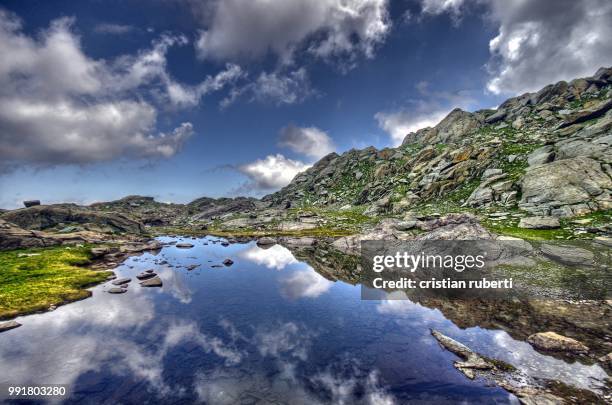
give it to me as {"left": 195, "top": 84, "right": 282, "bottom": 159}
{"left": 0, "top": 237, "right": 607, "bottom": 404}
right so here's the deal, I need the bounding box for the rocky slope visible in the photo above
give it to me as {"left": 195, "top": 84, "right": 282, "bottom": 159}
{"left": 262, "top": 67, "right": 612, "bottom": 236}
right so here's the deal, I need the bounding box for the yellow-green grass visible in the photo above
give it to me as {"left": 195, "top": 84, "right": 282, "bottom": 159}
{"left": 0, "top": 245, "right": 112, "bottom": 320}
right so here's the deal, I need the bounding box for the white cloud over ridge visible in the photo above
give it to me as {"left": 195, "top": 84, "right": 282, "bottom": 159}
{"left": 278, "top": 124, "right": 335, "bottom": 159}
{"left": 375, "top": 81, "right": 475, "bottom": 146}
{"left": 194, "top": 0, "right": 390, "bottom": 68}
{"left": 238, "top": 154, "right": 310, "bottom": 191}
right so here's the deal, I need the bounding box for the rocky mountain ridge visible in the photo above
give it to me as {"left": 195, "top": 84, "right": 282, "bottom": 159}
{"left": 265, "top": 67, "right": 612, "bottom": 220}
{"left": 1, "top": 67, "right": 611, "bottom": 245}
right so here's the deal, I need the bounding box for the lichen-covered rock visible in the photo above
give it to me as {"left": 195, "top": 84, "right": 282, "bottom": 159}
{"left": 519, "top": 157, "right": 612, "bottom": 216}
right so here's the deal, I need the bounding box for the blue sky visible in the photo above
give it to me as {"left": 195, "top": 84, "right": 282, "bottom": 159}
{"left": 1, "top": 0, "right": 611, "bottom": 208}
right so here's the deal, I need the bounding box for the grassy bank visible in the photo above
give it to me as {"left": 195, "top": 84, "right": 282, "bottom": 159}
{"left": 0, "top": 245, "right": 112, "bottom": 320}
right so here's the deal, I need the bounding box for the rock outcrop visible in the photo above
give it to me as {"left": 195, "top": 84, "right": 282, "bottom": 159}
{"left": 2, "top": 205, "right": 145, "bottom": 234}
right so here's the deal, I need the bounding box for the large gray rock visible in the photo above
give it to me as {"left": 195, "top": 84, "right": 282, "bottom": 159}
{"left": 519, "top": 157, "right": 612, "bottom": 216}
{"left": 23, "top": 200, "right": 40, "bottom": 208}
{"left": 429, "top": 108, "right": 482, "bottom": 144}
{"left": 527, "top": 145, "right": 555, "bottom": 166}
{"left": 518, "top": 216, "right": 560, "bottom": 229}
{"left": 540, "top": 244, "right": 594, "bottom": 266}
{"left": 558, "top": 98, "right": 612, "bottom": 128}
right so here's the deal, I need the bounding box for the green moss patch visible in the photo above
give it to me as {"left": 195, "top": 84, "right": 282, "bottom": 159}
{"left": 0, "top": 246, "right": 111, "bottom": 320}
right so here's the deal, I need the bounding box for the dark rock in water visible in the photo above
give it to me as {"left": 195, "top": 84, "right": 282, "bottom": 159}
{"left": 527, "top": 331, "right": 589, "bottom": 354}
{"left": 430, "top": 329, "right": 493, "bottom": 379}
{"left": 175, "top": 242, "right": 194, "bottom": 248}
{"left": 221, "top": 241, "right": 229, "bottom": 247}
{"left": 256, "top": 237, "right": 276, "bottom": 246}
{"left": 186, "top": 264, "right": 199, "bottom": 271}
{"left": 0, "top": 320, "right": 22, "bottom": 333}
{"left": 111, "top": 277, "right": 131, "bottom": 286}
{"left": 140, "top": 276, "right": 162, "bottom": 287}
{"left": 23, "top": 200, "right": 41, "bottom": 208}
{"left": 136, "top": 271, "right": 156, "bottom": 280}
{"left": 108, "top": 287, "right": 127, "bottom": 294}
{"left": 211, "top": 264, "right": 223, "bottom": 268}
{"left": 145, "top": 269, "right": 155, "bottom": 273}
{"left": 222, "top": 259, "right": 233, "bottom": 266}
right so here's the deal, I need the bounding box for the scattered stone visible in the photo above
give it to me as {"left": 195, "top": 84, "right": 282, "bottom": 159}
{"left": 518, "top": 216, "right": 560, "bottom": 229}
{"left": 175, "top": 242, "right": 194, "bottom": 248}
{"left": 90, "top": 246, "right": 112, "bottom": 258}
{"left": 527, "top": 332, "right": 589, "bottom": 354}
{"left": 221, "top": 241, "right": 230, "bottom": 247}
{"left": 482, "top": 168, "right": 502, "bottom": 179}
{"left": 108, "top": 287, "right": 127, "bottom": 294}
{"left": 223, "top": 259, "right": 234, "bottom": 266}
{"left": 136, "top": 271, "right": 156, "bottom": 280}
{"left": 0, "top": 320, "right": 22, "bottom": 333}
{"left": 186, "top": 264, "right": 199, "bottom": 271}
{"left": 23, "top": 200, "right": 41, "bottom": 208}
{"left": 111, "top": 277, "right": 131, "bottom": 286}
{"left": 598, "top": 352, "right": 612, "bottom": 368}
{"left": 140, "top": 276, "right": 163, "bottom": 287}
{"left": 393, "top": 221, "right": 417, "bottom": 231}
{"left": 17, "top": 253, "right": 41, "bottom": 258}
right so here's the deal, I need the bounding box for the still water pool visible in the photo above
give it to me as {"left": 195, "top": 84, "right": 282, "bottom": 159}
{"left": 0, "top": 237, "right": 607, "bottom": 404}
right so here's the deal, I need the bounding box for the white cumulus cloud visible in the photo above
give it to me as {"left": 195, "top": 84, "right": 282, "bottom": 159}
{"left": 238, "top": 154, "right": 310, "bottom": 190}
{"left": 194, "top": 0, "right": 390, "bottom": 68}
{"left": 0, "top": 10, "right": 242, "bottom": 169}
{"left": 278, "top": 124, "right": 335, "bottom": 159}
{"left": 417, "top": 0, "right": 612, "bottom": 95}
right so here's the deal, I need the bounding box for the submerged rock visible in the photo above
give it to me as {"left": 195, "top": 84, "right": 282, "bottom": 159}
{"left": 527, "top": 331, "right": 589, "bottom": 354}
{"left": 108, "top": 287, "right": 127, "bottom": 294}
{"left": 0, "top": 320, "right": 22, "bottom": 333}
{"left": 223, "top": 258, "right": 234, "bottom": 266}
{"left": 111, "top": 277, "right": 131, "bottom": 286}
{"left": 140, "top": 276, "right": 163, "bottom": 287}
{"left": 175, "top": 242, "right": 195, "bottom": 248}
